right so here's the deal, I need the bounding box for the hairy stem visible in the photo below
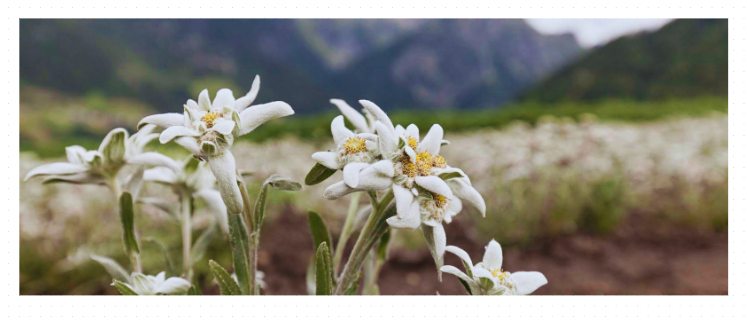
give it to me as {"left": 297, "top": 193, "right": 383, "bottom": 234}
{"left": 180, "top": 191, "right": 192, "bottom": 281}
{"left": 333, "top": 192, "right": 361, "bottom": 275}
{"left": 237, "top": 175, "right": 258, "bottom": 295}
{"left": 333, "top": 189, "right": 394, "bottom": 295}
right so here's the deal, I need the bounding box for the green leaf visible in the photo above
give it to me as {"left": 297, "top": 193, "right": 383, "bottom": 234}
{"left": 144, "top": 238, "right": 174, "bottom": 277}
{"left": 304, "top": 163, "right": 337, "bottom": 186}
{"left": 119, "top": 191, "right": 139, "bottom": 255}
{"left": 191, "top": 225, "right": 216, "bottom": 264}
{"left": 315, "top": 242, "right": 333, "bottom": 295}
{"left": 344, "top": 271, "right": 362, "bottom": 295}
{"left": 376, "top": 229, "right": 391, "bottom": 264}
{"left": 188, "top": 285, "right": 200, "bottom": 295}
{"left": 307, "top": 211, "right": 333, "bottom": 254}
{"left": 438, "top": 171, "right": 463, "bottom": 181}
{"left": 255, "top": 175, "right": 302, "bottom": 227}
{"left": 479, "top": 277, "right": 495, "bottom": 292}
{"left": 208, "top": 260, "right": 242, "bottom": 295}
{"left": 90, "top": 254, "right": 131, "bottom": 283}
{"left": 457, "top": 278, "right": 474, "bottom": 295}
{"left": 227, "top": 213, "right": 251, "bottom": 295}
{"left": 112, "top": 279, "right": 138, "bottom": 295}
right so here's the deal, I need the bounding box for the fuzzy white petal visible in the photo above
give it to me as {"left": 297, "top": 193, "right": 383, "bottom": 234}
{"left": 343, "top": 162, "right": 369, "bottom": 188}
{"left": 312, "top": 151, "right": 343, "bottom": 170}
{"left": 440, "top": 265, "right": 476, "bottom": 285}
{"left": 449, "top": 178, "right": 486, "bottom": 217}
{"left": 127, "top": 153, "right": 181, "bottom": 173}
{"left": 374, "top": 121, "right": 398, "bottom": 157}
{"left": 331, "top": 115, "right": 354, "bottom": 144}
{"left": 174, "top": 137, "right": 202, "bottom": 157}
{"left": 65, "top": 145, "right": 87, "bottom": 165}
{"left": 211, "top": 120, "right": 236, "bottom": 135}
{"left": 159, "top": 126, "right": 200, "bottom": 144}
{"left": 359, "top": 100, "right": 394, "bottom": 134}
{"left": 371, "top": 160, "right": 395, "bottom": 177}
{"left": 197, "top": 89, "right": 211, "bottom": 111}
{"left": 212, "top": 89, "right": 235, "bottom": 111}
{"left": 322, "top": 181, "right": 355, "bottom": 200}
{"left": 155, "top": 277, "right": 192, "bottom": 295}
{"left": 331, "top": 99, "right": 368, "bottom": 132}
{"left": 415, "top": 176, "right": 454, "bottom": 197}
{"left": 143, "top": 167, "right": 178, "bottom": 184}
{"left": 393, "top": 184, "right": 414, "bottom": 219}
{"left": 419, "top": 124, "right": 444, "bottom": 155}
{"left": 138, "top": 113, "right": 185, "bottom": 130}
{"left": 404, "top": 146, "right": 417, "bottom": 164}
{"left": 482, "top": 240, "right": 503, "bottom": 271}
{"left": 235, "top": 75, "right": 261, "bottom": 112}
{"left": 356, "top": 166, "right": 395, "bottom": 190}
{"left": 445, "top": 246, "right": 474, "bottom": 275}
{"left": 405, "top": 124, "right": 419, "bottom": 141}
{"left": 25, "top": 163, "right": 88, "bottom": 181}
{"left": 207, "top": 150, "right": 243, "bottom": 215}
{"left": 238, "top": 101, "right": 294, "bottom": 136}
{"left": 510, "top": 272, "right": 548, "bottom": 295}
{"left": 385, "top": 207, "right": 420, "bottom": 229}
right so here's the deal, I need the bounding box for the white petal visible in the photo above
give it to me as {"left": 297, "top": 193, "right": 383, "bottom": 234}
{"left": 155, "top": 277, "right": 192, "bottom": 295}
{"left": 356, "top": 166, "right": 394, "bottom": 191}
{"left": 331, "top": 115, "right": 354, "bottom": 144}
{"left": 393, "top": 184, "right": 414, "bottom": 219}
{"left": 197, "top": 89, "right": 211, "bottom": 111}
{"left": 235, "top": 75, "right": 261, "bottom": 112}
{"left": 405, "top": 124, "right": 419, "bottom": 141}
{"left": 394, "top": 125, "right": 406, "bottom": 137}
{"left": 42, "top": 172, "right": 104, "bottom": 185}
{"left": 155, "top": 271, "right": 166, "bottom": 284}
{"left": 331, "top": 99, "right": 368, "bottom": 132}
{"left": 138, "top": 113, "right": 185, "bottom": 130}
{"left": 440, "top": 265, "right": 476, "bottom": 285}
{"left": 98, "top": 128, "right": 128, "bottom": 162}
{"left": 472, "top": 267, "right": 495, "bottom": 281}
{"left": 343, "top": 162, "right": 369, "bottom": 188}
{"left": 445, "top": 246, "right": 474, "bottom": 276}
{"left": 174, "top": 137, "right": 202, "bottom": 156}
{"left": 371, "top": 160, "right": 394, "bottom": 177}
{"left": 194, "top": 189, "right": 229, "bottom": 234}
{"left": 419, "top": 124, "right": 444, "bottom": 155}
{"left": 186, "top": 99, "right": 199, "bottom": 111}
{"left": 415, "top": 176, "right": 453, "bottom": 197}
{"left": 132, "top": 273, "right": 157, "bottom": 295}
{"left": 510, "top": 272, "right": 548, "bottom": 295}
{"left": 159, "top": 126, "right": 200, "bottom": 144}
{"left": 435, "top": 167, "right": 471, "bottom": 185}
{"left": 143, "top": 167, "right": 177, "bottom": 184}
{"left": 374, "top": 121, "right": 398, "bottom": 157}
{"left": 127, "top": 153, "right": 181, "bottom": 173}
{"left": 404, "top": 146, "right": 417, "bottom": 164}
{"left": 385, "top": 210, "right": 420, "bottom": 229}
{"left": 25, "top": 162, "right": 88, "bottom": 181}
{"left": 238, "top": 101, "right": 294, "bottom": 136}
{"left": 482, "top": 240, "right": 503, "bottom": 271}
{"left": 312, "top": 151, "right": 343, "bottom": 170}
{"left": 322, "top": 181, "right": 356, "bottom": 200}
{"left": 65, "top": 145, "right": 87, "bottom": 165}
{"left": 207, "top": 150, "right": 243, "bottom": 215}
{"left": 449, "top": 178, "right": 485, "bottom": 217}
{"left": 212, "top": 89, "right": 235, "bottom": 111}
{"left": 211, "top": 120, "right": 236, "bottom": 135}
{"left": 359, "top": 100, "right": 394, "bottom": 134}
{"left": 430, "top": 223, "right": 447, "bottom": 263}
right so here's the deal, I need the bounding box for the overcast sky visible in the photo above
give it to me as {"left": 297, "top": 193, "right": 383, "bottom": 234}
{"left": 526, "top": 19, "right": 673, "bottom": 48}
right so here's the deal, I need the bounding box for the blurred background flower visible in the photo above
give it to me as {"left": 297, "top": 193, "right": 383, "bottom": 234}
{"left": 19, "top": 18, "right": 727, "bottom": 295}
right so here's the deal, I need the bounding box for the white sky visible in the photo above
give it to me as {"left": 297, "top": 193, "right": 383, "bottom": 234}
{"left": 526, "top": 19, "right": 673, "bottom": 48}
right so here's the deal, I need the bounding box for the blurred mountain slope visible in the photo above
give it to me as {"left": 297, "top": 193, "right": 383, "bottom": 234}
{"left": 521, "top": 19, "right": 727, "bottom": 102}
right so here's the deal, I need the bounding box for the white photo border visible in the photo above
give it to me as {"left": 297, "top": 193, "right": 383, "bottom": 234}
{"left": 3, "top": 0, "right": 744, "bottom": 322}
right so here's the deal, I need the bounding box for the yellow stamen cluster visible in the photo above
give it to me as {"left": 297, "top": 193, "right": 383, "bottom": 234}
{"left": 406, "top": 136, "right": 418, "bottom": 150}
{"left": 343, "top": 136, "right": 367, "bottom": 154}
{"left": 200, "top": 111, "right": 222, "bottom": 128}
{"left": 433, "top": 155, "right": 447, "bottom": 168}
{"left": 491, "top": 268, "right": 508, "bottom": 280}
{"left": 416, "top": 151, "right": 433, "bottom": 175}
{"left": 401, "top": 159, "right": 417, "bottom": 178}
{"left": 432, "top": 193, "right": 448, "bottom": 209}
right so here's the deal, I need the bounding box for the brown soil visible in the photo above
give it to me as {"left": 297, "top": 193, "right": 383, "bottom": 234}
{"left": 258, "top": 207, "right": 728, "bottom": 295}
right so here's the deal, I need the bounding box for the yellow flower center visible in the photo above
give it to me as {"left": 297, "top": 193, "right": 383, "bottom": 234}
{"left": 406, "top": 136, "right": 418, "bottom": 150}
{"left": 200, "top": 111, "right": 222, "bottom": 128}
{"left": 416, "top": 151, "right": 433, "bottom": 175}
{"left": 432, "top": 155, "right": 447, "bottom": 168}
{"left": 432, "top": 193, "right": 448, "bottom": 209}
{"left": 491, "top": 268, "right": 508, "bottom": 280}
{"left": 343, "top": 136, "right": 367, "bottom": 154}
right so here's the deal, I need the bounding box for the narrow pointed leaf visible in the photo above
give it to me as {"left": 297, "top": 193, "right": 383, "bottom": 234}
{"left": 188, "top": 285, "right": 200, "bottom": 295}
{"left": 438, "top": 171, "right": 464, "bottom": 181}
{"left": 145, "top": 237, "right": 174, "bottom": 277}
{"left": 458, "top": 278, "right": 474, "bottom": 295}
{"left": 254, "top": 174, "right": 302, "bottom": 227}
{"left": 305, "top": 163, "right": 337, "bottom": 186}
{"left": 208, "top": 260, "right": 242, "bottom": 295}
{"left": 112, "top": 280, "right": 138, "bottom": 295}
{"left": 307, "top": 211, "right": 333, "bottom": 254}
{"left": 315, "top": 242, "right": 333, "bottom": 296}
{"left": 119, "top": 192, "right": 139, "bottom": 254}
{"left": 90, "top": 254, "right": 131, "bottom": 283}
{"left": 227, "top": 213, "right": 251, "bottom": 295}
{"left": 376, "top": 229, "right": 391, "bottom": 264}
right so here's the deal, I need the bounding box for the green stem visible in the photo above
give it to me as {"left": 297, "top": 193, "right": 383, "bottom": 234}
{"left": 237, "top": 175, "right": 258, "bottom": 295}
{"left": 333, "top": 189, "right": 394, "bottom": 295}
{"left": 180, "top": 191, "right": 192, "bottom": 281}
{"left": 333, "top": 192, "right": 361, "bottom": 275}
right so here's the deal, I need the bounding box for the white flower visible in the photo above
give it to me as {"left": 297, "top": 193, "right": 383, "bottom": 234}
{"left": 440, "top": 240, "right": 547, "bottom": 295}
{"left": 24, "top": 125, "right": 168, "bottom": 187}
{"left": 138, "top": 76, "right": 294, "bottom": 214}
{"left": 116, "top": 272, "right": 191, "bottom": 295}
{"left": 329, "top": 98, "right": 376, "bottom": 133}
{"left": 140, "top": 155, "right": 229, "bottom": 234}
{"left": 321, "top": 100, "right": 486, "bottom": 264}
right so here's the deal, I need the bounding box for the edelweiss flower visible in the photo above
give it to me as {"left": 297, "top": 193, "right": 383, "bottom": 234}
{"left": 329, "top": 98, "right": 376, "bottom": 133}
{"left": 24, "top": 125, "right": 167, "bottom": 187}
{"left": 116, "top": 272, "right": 191, "bottom": 295}
{"left": 441, "top": 240, "right": 547, "bottom": 295}
{"left": 141, "top": 156, "right": 228, "bottom": 234}
{"left": 322, "top": 100, "right": 486, "bottom": 263}
{"left": 138, "top": 76, "right": 294, "bottom": 214}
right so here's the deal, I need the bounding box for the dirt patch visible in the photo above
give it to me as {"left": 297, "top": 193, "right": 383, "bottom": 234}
{"left": 258, "top": 207, "right": 728, "bottom": 295}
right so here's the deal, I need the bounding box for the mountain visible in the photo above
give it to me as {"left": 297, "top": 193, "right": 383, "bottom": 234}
{"left": 20, "top": 19, "right": 582, "bottom": 113}
{"left": 521, "top": 19, "right": 727, "bottom": 102}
